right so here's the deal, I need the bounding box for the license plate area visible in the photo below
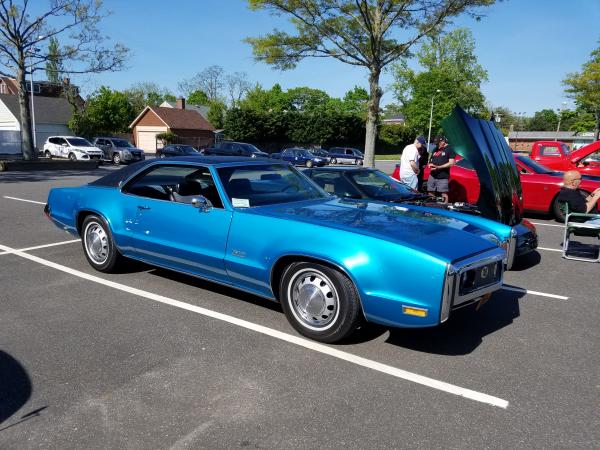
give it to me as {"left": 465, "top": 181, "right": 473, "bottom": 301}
{"left": 459, "top": 261, "right": 502, "bottom": 296}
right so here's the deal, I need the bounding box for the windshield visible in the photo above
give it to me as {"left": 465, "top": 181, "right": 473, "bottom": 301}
{"left": 348, "top": 169, "right": 415, "bottom": 200}
{"left": 242, "top": 143, "right": 263, "bottom": 153}
{"left": 181, "top": 146, "right": 199, "bottom": 154}
{"left": 298, "top": 150, "right": 312, "bottom": 158}
{"left": 516, "top": 155, "right": 554, "bottom": 174}
{"left": 217, "top": 164, "right": 327, "bottom": 207}
{"left": 308, "top": 149, "right": 328, "bottom": 157}
{"left": 66, "top": 138, "right": 92, "bottom": 147}
{"left": 111, "top": 139, "right": 133, "bottom": 148}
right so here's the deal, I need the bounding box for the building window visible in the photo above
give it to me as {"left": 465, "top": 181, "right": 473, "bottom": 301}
{"left": 25, "top": 83, "right": 41, "bottom": 94}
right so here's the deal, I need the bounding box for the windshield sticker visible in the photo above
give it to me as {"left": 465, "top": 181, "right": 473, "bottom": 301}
{"left": 232, "top": 198, "right": 250, "bottom": 208}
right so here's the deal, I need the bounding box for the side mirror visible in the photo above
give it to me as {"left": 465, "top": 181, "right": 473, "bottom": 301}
{"left": 191, "top": 196, "right": 212, "bottom": 212}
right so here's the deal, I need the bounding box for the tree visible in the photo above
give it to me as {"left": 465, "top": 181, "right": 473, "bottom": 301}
{"left": 45, "top": 37, "right": 63, "bottom": 83}
{"left": 124, "top": 82, "right": 175, "bottom": 113}
{"left": 178, "top": 65, "right": 225, "bottom": 102}
{"left": 341, "top": 86, "right": 369, "bottom": 116}
{"left": 208, "top": 100, "right": 227, "bottom": 129}
{"left": 564, "top": 42, "right": 600, "bottom": 139}
{"left": 68, "top": 87, "right": 135, "bottom": 138}
{"left": 187, "top": 90, "right": 210, "bottom": 105}
{"left": 391, "top": 28, "right": 488, "bottom": 134}
{"left": 526, "top": 109, "right": 558, "bottom": 131}
{"left": 246, "top": 0, "right": 495, "bottom": 167}
{"left": 225, "top": 72, "right": 252, "bottom": 107}
{"left": 0, "top": 0, "right": 129, "bottom": 159}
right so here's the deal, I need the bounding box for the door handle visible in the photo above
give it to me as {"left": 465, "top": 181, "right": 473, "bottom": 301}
{"left": 137, "top": 205, "right": 150, "bottom": 210}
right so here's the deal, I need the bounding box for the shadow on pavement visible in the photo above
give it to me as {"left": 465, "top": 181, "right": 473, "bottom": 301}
{"left": 0, "top": 167, "right": 117, "bottom": 183}
{"left": 384, "top": 288, "right": 524, "bottom": 355}
{"left": 511, "top": 250, "right": 541, "bottom": 271}
{"left": 0, "top": 350, "right": 32, "bottom": 425}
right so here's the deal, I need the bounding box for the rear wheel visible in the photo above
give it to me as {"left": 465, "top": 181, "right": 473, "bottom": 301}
{"left": 331, "top": 158, "right": 337, "bottom": 164}
{"left": 68, "top": 153, "right": 77, "bottom": 161}
{"left": 112, "top": 153, "right": 121, "bottom": 165}
{"left": 279, "top": 262, "right": 362, "bottom": 343}
{"left": 306, "top": 160, "right": 314, "bottom": 168}
{"left": 357, "top": 159, "right": 363, "bottom": 166}
{"left": 159, "top": 153, "right": 166, "bottom": 159}
{"left": 44, "top": 150, "right": 52, "bottom": 159}
{"left": 81, "top": 215, "right": 124, "bottom": 272}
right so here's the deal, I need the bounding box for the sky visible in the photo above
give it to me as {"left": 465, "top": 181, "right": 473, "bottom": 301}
{"left": 35, "top": 0, "right": 600, "bottom": 115}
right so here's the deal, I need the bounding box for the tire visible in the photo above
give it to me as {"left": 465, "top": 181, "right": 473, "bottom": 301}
{"left": 306, "top": 160, "right": 314, "bottom": 168}
{"left": 357, "top": 159, "right": 363, "bottom": 166}
{"left": 331, "top": 158, "right": 337, "bottom": 165}
{"left": 279, "top": 262, "right": 362, "bottom": 343}
{"left": 44, "top": 150, "right": 52, "bottom": 159}
{"left": 159, "top": 153, "right": 166, "bottom": 159}
{"left": 81, "top": 215, "right": 124, "bottom": 273}
{"left": 553, "top": 190, "right": 589, "bottom": 222}
{"left": 68, "top": 153, "right": 77, "bottom": 161}
{"left": 112, "top": 153, "right": 121, "bottom": 165}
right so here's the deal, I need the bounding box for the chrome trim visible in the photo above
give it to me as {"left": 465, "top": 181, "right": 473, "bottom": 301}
{"left": 505, "top": 228, "right": 517, "bottom": 270}
{"left": 440, "top": 263, "right": 455, "bottom": 323}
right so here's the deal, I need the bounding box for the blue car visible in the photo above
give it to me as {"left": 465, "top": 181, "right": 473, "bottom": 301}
{"left": 327, "top": 147, "right": 364, "bottom": 165}
{"left": 45, "top": 157, "right": 505, "bottom": 343}
{"left": 270, "top": 147, "right": 328, "bottom": 167}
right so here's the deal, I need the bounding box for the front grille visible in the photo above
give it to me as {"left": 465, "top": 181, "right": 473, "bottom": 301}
{"left": 458, "top": 261, "right": 502, "bottom": 296}
{"left": 89, "top": 155, "right": 101, "bottom": 160}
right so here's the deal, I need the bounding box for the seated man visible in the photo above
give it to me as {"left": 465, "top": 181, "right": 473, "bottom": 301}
{"left": 557, "top": 170, "right": 600, "bottom": 224}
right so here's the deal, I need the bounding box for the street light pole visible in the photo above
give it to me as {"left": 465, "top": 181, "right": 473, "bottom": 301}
{"left": 427, "top": 89, "right": 441, "bottom": 149}
{"left": 28, "top": 50, "right": 37, "bottom": 150}
{"left": 555, "top": 101, "right": 568, "bottom": 141}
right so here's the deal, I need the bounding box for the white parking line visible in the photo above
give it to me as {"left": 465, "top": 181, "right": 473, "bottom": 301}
{"left": 502, "top": 285, "right": 569, "bottom": 300}
{"left": 530, "top": 221, "right": 564, "bottom": 228}
{"left": 0, "top": 242, "right": 509, "bottom": 409}
{"left": 3, "top": 195, "right": 46, "bottom": 205}
{"left": 0, "top": 239, "right": 80, "bottom": 256}
{"left": 537, "top": 247, "right": 562, "bottom": 253}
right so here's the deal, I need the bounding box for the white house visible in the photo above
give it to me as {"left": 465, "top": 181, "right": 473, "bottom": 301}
{"left": 0, "top": 93, "right": 73, "bottom": 153}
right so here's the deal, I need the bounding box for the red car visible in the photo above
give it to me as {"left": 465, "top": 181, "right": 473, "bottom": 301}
{"left": 393, "top": 155, "right": 600, "bottom": 221}
{"left": 528, "top": 140, "right": 600, "bottom": 175}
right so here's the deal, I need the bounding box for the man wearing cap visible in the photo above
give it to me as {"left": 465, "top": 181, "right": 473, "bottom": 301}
{"left": 428, "top": 135, "right": 456, "bottom": 203}
{"left": 399, "top": 136, "right": 426, "bottom": 189}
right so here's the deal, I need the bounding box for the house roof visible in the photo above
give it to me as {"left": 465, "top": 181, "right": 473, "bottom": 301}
{"left": 1, "top": 77, "right": 19, "bottom": 94}
{"left": 130, "top": 106, "right": 215, "bottom": 131}
{"left": 0, "top": 93, "right": 73, "bottom": 124}
{"left": 160, "top": 101, "right": 209, "bottom": 119}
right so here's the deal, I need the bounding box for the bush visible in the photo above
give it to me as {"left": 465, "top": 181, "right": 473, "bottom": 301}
{"left": 156, "top": 131, "right": 177, "bottom": 144}
{"left": 376, "top": 124, "right": 416, "bottom": 154}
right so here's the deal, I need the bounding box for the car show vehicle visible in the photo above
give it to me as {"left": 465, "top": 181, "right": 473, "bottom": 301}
{"left": 270, "top": 147, "right": 328, "bottom": 167}
{"left": 394, "top": 107, "right": 538, "bottom": 260}
{"left": 92, "top": 137, "right": 145, "bottom": 165}
{"left": 203, "top": 141, "right": 269, "bottom": 158}
{"left": 156, "top": 144, "right": 203, "bottom": 158}
{"left": 45, "top": 156, "right": 505, "bottom": 343}
{"left": 304, "top": 165, "right": 532, "bottom": 268}
{"left": 327, "top": 147, "right": 364, "bottom": 165}
{"left": 43, "top": 136, "right": 104, "bottom": 161}
{"left": 527, "top": 140, "right": 600, "bottom": 175}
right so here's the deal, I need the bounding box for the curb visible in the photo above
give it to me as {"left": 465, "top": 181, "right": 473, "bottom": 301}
{"left": 0, "top": 159, "right": 100, "bottom": 172}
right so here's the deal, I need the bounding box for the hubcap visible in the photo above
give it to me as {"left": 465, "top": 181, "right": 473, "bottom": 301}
{"left": 85, "top": 222, "right": 109, "bottom": 264}
{"left": 289, "top": 269, "right": 338, "bottom": 329}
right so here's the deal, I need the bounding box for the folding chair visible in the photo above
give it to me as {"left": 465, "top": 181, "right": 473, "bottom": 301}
{"left": 561, "top": 201, "right": 600, "bottom": 262}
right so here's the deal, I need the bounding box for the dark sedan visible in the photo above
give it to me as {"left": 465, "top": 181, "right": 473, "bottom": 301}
{"left": 156, "top": 145, "right": 202, "bottom": 158}
{"left": 271, "top": 147, "right": 328, "bottom": 167}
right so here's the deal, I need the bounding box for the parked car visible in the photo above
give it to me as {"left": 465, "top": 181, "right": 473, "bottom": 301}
{"left": 327, "top": 147, "right": 364, "bottom": 165}
{"left": 305, "top": 165, "right": 536, "bottom": 268}
{"left": 526, "top": 140, "right": 600, "bottom": 175}
{"left": 43, "top": 136, "right": 103, "bottom": 161}
{"left": 45, "top": 156, "right": 505, "bottom": 343}
{"left": 203, "top": 141, "right": 269, "bottom": 158}
{"left": 92, "top": 137, "right": 145, "bottom": 165}
{"left": 406, "top": 153, "right": 600, "bottom": 222}
{"left": 307, "top": 147, "right": 331, "bottom": 163}
{"left": 156, "top": 144, "right": 202, "bottom": 158}
{"left": 270, "top": 147, "right": 328, "bottom": 167}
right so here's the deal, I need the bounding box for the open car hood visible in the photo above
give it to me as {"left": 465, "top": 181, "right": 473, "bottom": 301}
{"left": 569, "top": 140, "right": 600, "bottom": 164}
{"left": 442, "top": 107, "right": 523, "bottom": 226}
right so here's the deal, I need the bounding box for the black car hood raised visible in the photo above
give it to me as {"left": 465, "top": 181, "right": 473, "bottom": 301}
{"left": 442, "top": 107, "right": 523, "bottom": 226}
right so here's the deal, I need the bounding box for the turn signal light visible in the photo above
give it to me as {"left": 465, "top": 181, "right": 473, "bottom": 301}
{"left": 402, "top": 306, "right": 428, "bottom": 317}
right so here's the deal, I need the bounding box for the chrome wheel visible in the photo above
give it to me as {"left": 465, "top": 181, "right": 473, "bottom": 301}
{"left": 288, "top": 268, "right": 339, "bottom": 330}
{"left": 84, "top": 222, "right": 109, "bottom": 264}
{"left": 68, "top": 153, "right": 77, "bottom": 161}
{"left": 113, "top": 153, "right": 121, "bottom": 164}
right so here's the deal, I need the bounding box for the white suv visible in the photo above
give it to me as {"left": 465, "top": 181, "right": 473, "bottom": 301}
{"left": 43, "top": 136, "right": 103, "bottom": 161}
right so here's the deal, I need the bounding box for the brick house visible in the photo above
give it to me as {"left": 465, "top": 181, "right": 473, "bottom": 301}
{"left": 129, "top": 98, "right": 215, "bottom": 152}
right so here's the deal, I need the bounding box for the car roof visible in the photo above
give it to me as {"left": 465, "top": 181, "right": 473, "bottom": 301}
{"left": 307, "top": 166, "right": 375, "bottom": 172}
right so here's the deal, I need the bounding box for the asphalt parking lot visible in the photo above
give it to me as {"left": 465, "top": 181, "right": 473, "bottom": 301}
{"left": 1, "top": 164, "right": 599, "bottom": 449}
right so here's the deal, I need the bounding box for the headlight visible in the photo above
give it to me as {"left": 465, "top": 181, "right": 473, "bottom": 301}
{"left": 251, "top": 154, "right": 257, "bottom": 158}
{"left": 477, "top": 232, "right": 501, "bottom": 247}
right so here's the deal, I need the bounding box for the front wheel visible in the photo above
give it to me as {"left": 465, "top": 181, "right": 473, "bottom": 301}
{"left": 279, "top": 262, "right": 362, "bottom": 343}
{"left": 159, "top": 153, "right": 166, "bottom": 159}
{"left": 306, "top": 160, "right": 314, "bottom": 168}
{"left": 357, "top": 159, "right": 363, "bottom": 166}
{"left": 112, "top": 153, "right": 121, "bottom": 165}
{"left": 331, "top": 158, "right": 337, "bottom": 164}
{"left": 81, "top": 215, "right": 124, "bottom": 272}
{"left": 44, "top": 150, "right": 52, "bottom": 159}
{"left": 68, "top": 153, "right": 77, "bottom": 161}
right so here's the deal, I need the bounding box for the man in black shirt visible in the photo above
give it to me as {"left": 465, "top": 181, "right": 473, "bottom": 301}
{"left": 427, "top": 136, "right": 456, "bottom": 203}
{"left": 556, "top": 170, "right": 600, "bottom": 218}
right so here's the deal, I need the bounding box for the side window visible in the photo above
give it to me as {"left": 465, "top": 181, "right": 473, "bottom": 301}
{"left": 49, "top": 137, "right": 58, "bottom": 144}
{"left": 58, "top": 138, "right": 68, "bottom": 146}
{"left": 311, "top": 172, "right": 338, "bottom": 194}
{"left": 105, "top": 140, "right": 113, "bottom": 147}
{"left": 123, "top": 165, "right": 224, "bottom": 208}
{"left": 345, "top": 149, "right": 353, "bottom": 155}
{"left": 540, "top": 146, "right": 560, "bottom": 156}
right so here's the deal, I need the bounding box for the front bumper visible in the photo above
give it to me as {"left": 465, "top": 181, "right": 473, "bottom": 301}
{"left": 513, "top": 221, "right": 538, "bottom": 257}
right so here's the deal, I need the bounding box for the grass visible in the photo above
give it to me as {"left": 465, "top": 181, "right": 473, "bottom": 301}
{"left": 375, "top": 154, "right": 401, "bottom": 160}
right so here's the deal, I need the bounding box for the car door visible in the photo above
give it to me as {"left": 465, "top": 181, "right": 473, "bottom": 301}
{"left": 515, "top": 162, "right": 554, "bottom": 212}
{"left": 121, "top": 164, "right": 233, "bottom": 283}
{"left": 58, "top": 138, "right": 69, "bottom": 158}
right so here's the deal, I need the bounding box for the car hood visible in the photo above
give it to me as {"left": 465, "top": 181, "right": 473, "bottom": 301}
{"left": 569, "top": 141, "right": 600, "bottom": 164}
{"left": 442, "top": 107, "right": 523, "bottom": 226}
{"left": 115, "top": 146, "right": 144, "bottom": 152}
{"left": 74, "top": 146, "right": 102, "bottom": 153}
{"left": 253, "top": 198, "right": 499, "bottom": 263}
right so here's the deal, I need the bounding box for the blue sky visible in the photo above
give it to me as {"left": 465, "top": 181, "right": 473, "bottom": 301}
{"left": 48, "top": 0, "right": 600, "bottom": 115}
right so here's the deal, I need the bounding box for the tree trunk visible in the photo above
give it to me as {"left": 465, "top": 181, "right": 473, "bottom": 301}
{"left": 16, "top": 66, "right": 36, "bottom": 160}
{"left": 595, "top": 110, "right": 600, "bottom": 141}
{"left": 364, "top": 69, "right": 382, "bottom": 168}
